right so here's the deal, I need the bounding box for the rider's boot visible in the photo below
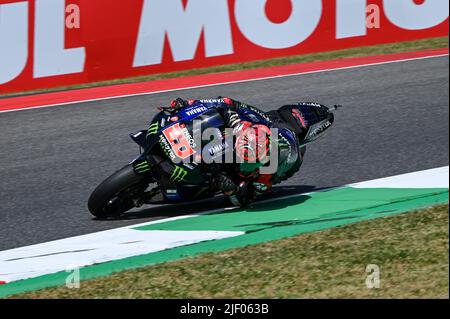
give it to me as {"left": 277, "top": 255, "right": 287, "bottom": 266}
{"left": 212, "top": 172, "right": 238, "bottom": 196}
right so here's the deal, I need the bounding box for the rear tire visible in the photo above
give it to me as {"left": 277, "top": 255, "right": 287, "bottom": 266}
{"left": 88, "top": 165, "right": 145, "bottom": 218}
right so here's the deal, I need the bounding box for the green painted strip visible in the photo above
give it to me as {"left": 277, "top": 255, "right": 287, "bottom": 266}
{"left": 135, "top": 187, "right": 449, "bottom": 232}
{"left": 0, "top": 187, "right": 447, "bottom": 298}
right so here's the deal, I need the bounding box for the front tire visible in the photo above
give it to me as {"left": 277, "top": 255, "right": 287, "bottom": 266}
{"left": 88, "top": 165, "right": 145, "bottom": 218}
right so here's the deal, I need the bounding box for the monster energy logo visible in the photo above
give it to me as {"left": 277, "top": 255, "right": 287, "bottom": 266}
{"left": 170, "top": 166, "right": 187, "bottom": 182}
{"left": 147, "top": 122, "right": 159, "bottom": 135}
{"left": 135, "top": 161, "right": 151, "bottom": 173}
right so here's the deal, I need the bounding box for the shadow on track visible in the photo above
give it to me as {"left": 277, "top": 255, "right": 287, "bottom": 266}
{"left": 99, "top": 184, "right": 334, "bottom": 221}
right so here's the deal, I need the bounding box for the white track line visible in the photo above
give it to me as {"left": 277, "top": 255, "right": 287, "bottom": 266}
{"left": 0, "top": 53, "right": 447, "bottom": 115}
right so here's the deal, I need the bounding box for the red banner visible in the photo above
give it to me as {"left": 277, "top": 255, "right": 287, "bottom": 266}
{"left": 0, "top": 0, "right": 448, "bottom": 94}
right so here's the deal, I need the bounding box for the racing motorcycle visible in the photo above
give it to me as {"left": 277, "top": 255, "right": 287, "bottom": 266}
{"left": 88, "top": 101, "right": 339, "bottom": 218}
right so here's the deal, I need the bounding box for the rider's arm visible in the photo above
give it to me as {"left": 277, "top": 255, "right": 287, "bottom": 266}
{"left": 215, "top": 97, "right": 271, "bottom": 131}
{"left": 215, "top": 97, "right": 249, "bottom": 130}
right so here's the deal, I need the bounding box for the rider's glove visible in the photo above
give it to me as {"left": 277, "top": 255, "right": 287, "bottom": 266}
{"left": 159, "top": 97, "right": 188, "bottom": 113}
{"left": 171, "top": 97, "right": 187, "bottom": 109}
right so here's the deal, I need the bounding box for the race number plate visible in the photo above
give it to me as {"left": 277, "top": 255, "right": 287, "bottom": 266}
{"left": 162, "top": 123, "right": 196, "bottom": 160}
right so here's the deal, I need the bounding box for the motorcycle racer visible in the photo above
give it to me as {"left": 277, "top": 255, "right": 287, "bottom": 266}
{"left": 88, "top": 96, "right": 338, "bottom": 218}
{"left": 165, "top": 97, "right": 334, "bottom": 205}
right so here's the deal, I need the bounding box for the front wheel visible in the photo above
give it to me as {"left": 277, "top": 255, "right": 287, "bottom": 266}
{"left": 88, "top": 165, "right": 146, "bottom": 218}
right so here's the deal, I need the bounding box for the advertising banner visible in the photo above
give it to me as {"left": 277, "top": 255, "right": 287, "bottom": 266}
{"left": 0, "top": 0, "right": 448, "bottom": 94}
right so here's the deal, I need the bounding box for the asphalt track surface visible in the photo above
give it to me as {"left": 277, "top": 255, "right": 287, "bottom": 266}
{"left": 0, "top": 56, "right": 448, "bottom": 250}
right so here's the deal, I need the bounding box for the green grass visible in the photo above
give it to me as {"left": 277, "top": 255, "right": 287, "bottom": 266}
{"left": 1, "top": 36, "right": 448, "bottom": 98}
{"left": 12, "top": 204, "right": 449, "bottom": 299}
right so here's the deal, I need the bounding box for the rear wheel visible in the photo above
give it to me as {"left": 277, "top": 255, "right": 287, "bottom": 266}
{"left": 88, "top": 165, "right": 146, "bottom": 219}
